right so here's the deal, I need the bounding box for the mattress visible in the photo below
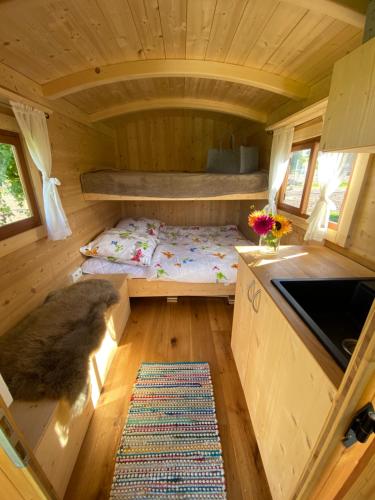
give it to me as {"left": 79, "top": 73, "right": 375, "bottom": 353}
{"left": 80, "top": 170, "right": 268, "bottom": 200}
{"left": 82, "top": 225, "right": 253, "bottom": 284}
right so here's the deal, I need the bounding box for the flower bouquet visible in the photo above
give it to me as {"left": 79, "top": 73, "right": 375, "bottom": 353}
{"left": 248, "top": 210, "right": 292, "bottom": 254}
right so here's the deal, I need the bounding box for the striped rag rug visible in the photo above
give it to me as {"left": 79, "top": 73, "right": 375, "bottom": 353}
{"left": 110, "top": 362, "right": 226, "bottom": 499}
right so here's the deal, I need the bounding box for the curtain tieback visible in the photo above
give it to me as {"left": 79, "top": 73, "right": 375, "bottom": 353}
{"left": 43, "top": 175, "right": 61, "bottom": 186}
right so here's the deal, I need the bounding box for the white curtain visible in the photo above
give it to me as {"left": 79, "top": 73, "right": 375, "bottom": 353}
{"left": 264, "top": 126, "right": 294, "bottom": 214}
{"left": 304, "top": 152, "right": 347, "bottom": 241}
{"left": 11, "top": 101, "right": 72, "bottom": 240}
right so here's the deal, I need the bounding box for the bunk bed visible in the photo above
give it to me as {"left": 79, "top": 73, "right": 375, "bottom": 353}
{"left": 79, "top": 170, "right": 265, "bottom": 296}
{"left": 80, "top": 169, "right": 269, "bottom": 201}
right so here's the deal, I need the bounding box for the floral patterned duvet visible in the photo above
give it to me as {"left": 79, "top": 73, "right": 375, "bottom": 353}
{"left": 148, "top": 225, "right": 252, "bottom": 284}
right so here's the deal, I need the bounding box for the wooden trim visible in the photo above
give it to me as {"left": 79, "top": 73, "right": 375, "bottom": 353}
{"left": 89, "top": 98, "right": 267, "bottom": 123}
{"left": 283, "top": 0, "right": 366, "bottom": 28}
{"left": 300, "top": 141, "right": 319, "bottom": 214}
{"left": 83, "top": 191, "right": 269, "bottom": 202}
{"left": 335, "top": 438, "right": 375, "bottom": 498}
{"left": 0, "top": 86, "right": 53, "bottom": 116}
{"left": 327, "top": 166, "right": 353, "bottom": 231}
{"left": 42, "top": 59, "right": 310, "bottom": 100}
{"left": 266, "top": 98, "right": 328, "bottom": 131}
{"left": 333, "top": 154, "right": 370, "bottom": 247}
{"left": 0, "top": 129, "right": 41, "bottom": 241}
{"left": 127, "top": 278, "right": 236, "bottom": 298}
{"left": 278, "top": 139, "right": 320, "bottom": 217}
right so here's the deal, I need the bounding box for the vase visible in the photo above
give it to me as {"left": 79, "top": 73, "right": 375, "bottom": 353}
{"left": 259, "top": 232, "right": 280, "bottom": 255}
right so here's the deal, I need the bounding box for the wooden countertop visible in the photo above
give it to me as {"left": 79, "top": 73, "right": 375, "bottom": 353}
{"left": 236, "top": 244, "right": 375, "bottom": 389}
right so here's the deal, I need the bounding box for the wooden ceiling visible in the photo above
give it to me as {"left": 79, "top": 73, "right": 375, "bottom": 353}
{"left": 0, "top": 0, "right": 366, "bottom": 125}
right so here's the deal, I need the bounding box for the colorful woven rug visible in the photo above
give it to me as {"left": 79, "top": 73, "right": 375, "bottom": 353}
{"left": 110, "top": 362, "right": 226, "bottom": 499}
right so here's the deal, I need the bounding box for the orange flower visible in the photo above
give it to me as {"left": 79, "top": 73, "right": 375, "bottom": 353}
{"left": 248, "top": 210, "right": 264, "bottom": 228}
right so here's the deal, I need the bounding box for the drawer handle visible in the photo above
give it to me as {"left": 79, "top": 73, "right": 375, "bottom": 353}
{"left": 247, "top": 280, "right": 255, "bottom": 303}
{"left": 253, "top": 289, "right": 261, "bottom": 313}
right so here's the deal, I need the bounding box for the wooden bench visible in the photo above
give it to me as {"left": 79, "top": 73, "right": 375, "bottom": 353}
{"left": 10, "top": 275, "right": 130, "bottom": 498}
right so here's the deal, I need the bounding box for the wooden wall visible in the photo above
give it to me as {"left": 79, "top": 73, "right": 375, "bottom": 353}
{"left": 114, "top": 109, "right": 258, "bottom": 172}
{"left": 115, "top": 109, "right": 263, "bottom": 228}
{"left": 0, "top": 111, "right": 120, "bottom": 336}
{"left": 346, "top": 159, "right": 375, "bottom": 263}
{"left": 121, "top": 200, "right": 241, "bottom": 227}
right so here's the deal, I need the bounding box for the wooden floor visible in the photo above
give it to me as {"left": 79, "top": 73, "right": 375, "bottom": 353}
{"left": 64, "top": 298, "right": 271, "bottom": 500}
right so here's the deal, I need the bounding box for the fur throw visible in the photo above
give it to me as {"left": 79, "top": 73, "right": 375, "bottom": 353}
{"left": 0, "top": 279, "right": 119, "bottom": 407}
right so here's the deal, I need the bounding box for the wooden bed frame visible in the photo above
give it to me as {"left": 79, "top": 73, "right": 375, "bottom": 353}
{"left": 127, "top": 278, "right": 236, "bottom": 297}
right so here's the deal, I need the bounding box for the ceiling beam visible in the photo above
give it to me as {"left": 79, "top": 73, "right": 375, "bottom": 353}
{"left": 42, "top": 59, "right": 310, "bottom": 101}
{"left": 283, "top": 0, "right": 366, "bottom": 28}
{"left": 88, "top": 98, "right": 268, "bottom": 123}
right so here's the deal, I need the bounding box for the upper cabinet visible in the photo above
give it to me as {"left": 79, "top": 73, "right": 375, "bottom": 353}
{"left": 321, "top": 37, "right": 375, "bottom": 153}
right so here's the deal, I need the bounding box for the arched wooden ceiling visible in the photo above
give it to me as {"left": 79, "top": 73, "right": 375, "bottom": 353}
{"left": 0, "top": 0, "right": 365, "bottom": 124}
{"left": 66, "top": 77, "right": 287, "bottom": 123}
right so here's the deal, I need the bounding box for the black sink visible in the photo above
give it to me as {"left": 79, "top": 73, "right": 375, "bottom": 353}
{"left": 271, "top": 278, "right": 375, "bottom": 370}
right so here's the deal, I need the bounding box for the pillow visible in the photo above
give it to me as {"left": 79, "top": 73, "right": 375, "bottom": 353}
{"left": 239, "top": 146, "right": 259, "bottom": 173}
{"left": 80, "top": 229, "right": 158, "bottom": 267}
{"left": 115, "top": 217, "right": 162, "bottom": 237}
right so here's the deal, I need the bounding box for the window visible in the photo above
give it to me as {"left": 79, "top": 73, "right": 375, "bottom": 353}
{"left": 0, "top": 129, "right": 40, "bottom": 240}
{"left": 278, "top": 138, "right": 356, "bottom": 228}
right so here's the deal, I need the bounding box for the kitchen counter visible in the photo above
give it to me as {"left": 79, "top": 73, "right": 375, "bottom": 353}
{"left": 236, "top": 244, "right": 375, "bottom": 388}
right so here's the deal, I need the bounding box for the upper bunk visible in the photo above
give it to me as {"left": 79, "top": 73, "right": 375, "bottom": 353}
{"left": 80, "top": 170, "right": 268, "bottom": 201}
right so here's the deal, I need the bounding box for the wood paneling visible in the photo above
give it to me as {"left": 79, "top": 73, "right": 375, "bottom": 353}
{"left": 321, "top": 36, "right": 375, "bottom": 152}
{"left": 64, "top": 297, "right": 272, "bottom": 500}
{"left": 121, "top": 200, "right": 241, "bottom": 226}
{"left": 66, "top": 77, "right": 286, "bottom": 116}
{"left": 0, "top": 0, "right": 361, "bottom": 86}
{"left": 347, "top": 159, "right": 375, "bottom": 264}
{"left": 0, "top": 109, "right": 121, "bottom": 337}
{"left": 0, "top": 0, "right": 364, "bottom": 125}
{"left": 115, "top": 109, "right": 257, "bottom": 172}
{"left": 127, "top": 279, "right": 236, "bottom": 298}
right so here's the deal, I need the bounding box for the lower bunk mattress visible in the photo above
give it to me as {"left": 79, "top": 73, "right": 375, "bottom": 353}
{"left": 81, "top": 224, "right": 253, "bottom": 285}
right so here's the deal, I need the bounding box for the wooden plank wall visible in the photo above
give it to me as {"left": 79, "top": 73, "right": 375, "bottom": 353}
{"left": 115, "top": 109, "right": 261, "bottom": 227}
{"left": 114, "top": 109, "right": 258, "bottom": 172}
{"left": 121, "top": 200, "right": 241, "bottom": 227}
{"left": 346, "top": 157, "right": 375, "bottom": 263}
{"left": 0, "top": 111, "right": 121, "bottom": 336}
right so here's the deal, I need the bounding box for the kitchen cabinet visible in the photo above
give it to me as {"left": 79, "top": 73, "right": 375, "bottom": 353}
{"left": 321, "top": 36, "right": 375, "bottom": 152}
{"left": 232, "top": 257, "right": 336, "bottom": 500}
{"left": 231, "top": 257, "right": 256, "bottom": 385}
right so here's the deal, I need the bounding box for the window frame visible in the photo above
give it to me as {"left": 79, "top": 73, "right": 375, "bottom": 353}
{"left": 0, "top": 129, "right": 41, "bottom": 241}
{"left": 278, "top": 137, "right": 320, "bottom": 218}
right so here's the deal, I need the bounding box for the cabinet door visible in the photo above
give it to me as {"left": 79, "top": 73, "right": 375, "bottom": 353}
{"left": 231, "top": 258, "right": 255, "bottom": 385}
{"left": 243, "top": 287, "right": 336, "bottom": 500}
{"left": 321, "top": 36, "right": 375, "bottom": 152}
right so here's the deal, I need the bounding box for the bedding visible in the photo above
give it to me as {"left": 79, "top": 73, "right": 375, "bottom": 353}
{"left": 115, "top": 217, "right": 162, "bottom": 237}
{"left": 81, "top": 257, "right": 152, "bottom": 278}
{"left": 159, "top": 224, "right": 248, "bottom": 245}
{"left": 149, "top": 225, "right": 250, "bottom": 284}
{"left": 80, "top": 228, "right": 158, "bottom": 266}
{"left": 81, "top": 224, "right": 253, "bottom": 284}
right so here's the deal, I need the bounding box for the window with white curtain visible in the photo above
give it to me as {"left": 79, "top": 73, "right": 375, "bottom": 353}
{"left": 0, "top": 128, "right": 41, "bottom": 240}
{"left": 278, "top": 137, "right": 357, "bottom": 231}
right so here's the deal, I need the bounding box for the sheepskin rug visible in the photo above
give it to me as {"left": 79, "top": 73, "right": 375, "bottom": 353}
{"left": 0, "top": 279, "right": 119, "bottom": 409}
